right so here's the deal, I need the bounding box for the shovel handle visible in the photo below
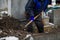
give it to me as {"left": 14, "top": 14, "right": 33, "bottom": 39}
{"left": 25, "top": 13, "right": 41, "bottom": 27}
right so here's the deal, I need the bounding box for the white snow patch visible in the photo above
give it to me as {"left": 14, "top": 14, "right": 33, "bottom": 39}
{"left": 24, "top": 34, "right": 34, "bottom": 40}
{"left": 0, "top": 36, "right": 19, "bottom": 40}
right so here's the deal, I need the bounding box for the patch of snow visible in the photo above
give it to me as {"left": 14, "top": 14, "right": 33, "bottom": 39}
{"left": 24, "top": 34, "right": 34, "bottom": 40}
{"left": 0, "top": 11, "right": 8, "bottom": 14}
{"left": 0, "top": 36, "right": 19, "bottom": 40}
{"left": 0, "top": 11, "right": 8, "bottom": 17}
{"left": 49, "top": 23, "right": 55, "bottom": 28}
{"left": 49, "top": 23, "right": 54, "bottom": 26}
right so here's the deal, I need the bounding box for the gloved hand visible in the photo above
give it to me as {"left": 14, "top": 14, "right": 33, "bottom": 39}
{"left": 30, "top": 16, "right": 34, "bottom": 21}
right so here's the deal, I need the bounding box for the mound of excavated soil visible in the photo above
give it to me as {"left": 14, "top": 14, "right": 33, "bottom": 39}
{"left": 0, "top": 17, "right": 28, "bottom": 40}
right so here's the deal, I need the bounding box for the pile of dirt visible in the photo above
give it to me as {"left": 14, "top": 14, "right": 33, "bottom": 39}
{"left": 0, "top": 17, "right": 22, "bottom": 30}
{"left": 0, "top": 16, "right": 28, "bottom": 39}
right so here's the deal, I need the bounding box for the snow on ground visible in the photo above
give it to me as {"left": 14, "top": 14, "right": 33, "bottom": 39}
{"left": 0, "top": 36, "right": 19, "bottom": 40}
{"left": 24, "top": 34, "right": 34, "bottom": 40}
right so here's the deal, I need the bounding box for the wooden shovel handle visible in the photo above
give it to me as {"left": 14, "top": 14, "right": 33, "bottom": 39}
{"left": 25, "top": 13, "right": 41, "bottom": 27}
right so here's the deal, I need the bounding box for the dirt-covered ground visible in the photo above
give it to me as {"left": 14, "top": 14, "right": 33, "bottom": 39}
{"left": 0, "top": 16, "right": 60, "bottom": 40}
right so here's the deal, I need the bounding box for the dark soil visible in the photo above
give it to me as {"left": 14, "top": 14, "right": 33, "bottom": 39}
{"left": 0, "top": 16, "right": 28, "bottom": 40}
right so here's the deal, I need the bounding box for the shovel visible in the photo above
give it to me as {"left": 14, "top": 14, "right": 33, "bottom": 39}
{"left": 25, "top": 13, "right": 42, "bottom": 28}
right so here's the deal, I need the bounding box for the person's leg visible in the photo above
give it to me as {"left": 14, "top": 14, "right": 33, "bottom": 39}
{"left": 26, "top": 13, "right": 34, "bottom": 33}
{"left": 34, "top": 16, "right": 44, "bottom": 33}
{"left": 26, "top": 23, "right": 34, "bottom": 33}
